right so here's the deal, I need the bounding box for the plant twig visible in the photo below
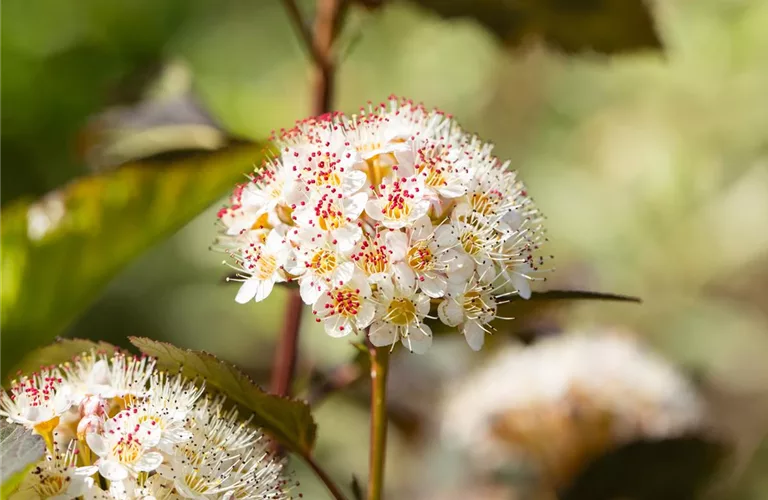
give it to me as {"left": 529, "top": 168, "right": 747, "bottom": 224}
{"left": 270, "top": 289, "right": 304, "bottom": 396}
{"left": 272, "top": 0, "right": 345, "bottom": 400}
{"left": 304, "top": 452, "right": 350, "bottom": 500}
{"left": 367, "top": 344, "right": 390, "bottom": 500}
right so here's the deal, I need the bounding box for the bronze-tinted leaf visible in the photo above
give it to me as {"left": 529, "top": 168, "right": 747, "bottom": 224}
{"left": 409, "top": 0, "right": 662, "bottom": 54}
{"left": 129, "top": 337, "right": 317, "bottom": 455}
{"left": 7, "top": 338, "right": 119, "bottom": 383}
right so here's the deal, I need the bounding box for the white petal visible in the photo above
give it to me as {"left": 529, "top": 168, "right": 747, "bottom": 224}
{"left": 447, "top": 253, "right": 475, "bottom": 284}
{"left": 135, "top": 451, "right": 164, "bottom": 472}
{"left": 419, "top": 274, "right": 446, "bottom": 298}
{"left": 300, "top": 277, "right": 324, "bottom": 305}
{"left": 253, "top": 278, "right": 275, "bottom": 303}
{"left": 463, "top": 321, "right": 486, "bottom": 351}
{"left": 512, "top": 272, "right": 531, "bottom": 299}
{"left": 393, "top": 263, "right": 416, "bottom": 294}
{"left": 437, "top": 299, "right": 463, "bottom": 327}
{"left": 324, "top": 317, "right": 352, "bottom": 338}
{"left": 343, "top": 170, "right": 368, "bottom": 194}
{"left": 235, "top": 279, "right": 259, "bottom": 304}
{"left": 438, "top": 184, "right": 466, "bottom": 198}
{"left": 369, "top": 323, "right": 398, "bottom": 347}
{"left": 408, "top": 200, "right": 430, "bottom": 221}
{"left": 334, "top": 225, "right": 362, "bottom": 253}
{"left": 345, "top": 192, "right": 368, "bottom": 219}
{"left": 85, "top": 433, "right": 108, "bottom": 457}
{"left": 332, "top": 261, "right": 355, "bottom": 286}
{"left": 434, "top": 225, "right": 458, "bottom": 248}
{"left": 414, "top": 293, "right": 431, "bottom": 317}
{"left": 265, "top": 229, "right": 284, "bottom": 251}
{"left": 356, "top": 301, "right": 376, "bottom": 329}
{"left": 404, "top": 324, "right": 432, "bottom": 354}
{"left": 385, "top": 231, "right": 408, "bottom": 261}
{"left": 98, "top": 460, "right": 129, "bottom": 481}
{"left": 411, "top": 217, "right": 433, "bottom": 241}
{"left": 365, "top": 199, "right": 383, "bottom": 221}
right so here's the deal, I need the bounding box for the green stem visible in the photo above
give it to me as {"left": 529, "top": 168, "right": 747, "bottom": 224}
{"left": 303, "top": 453, "right": 349, "bottom": 500}
{"left": 367, "top": 345, "right": 390, "bottom": 500}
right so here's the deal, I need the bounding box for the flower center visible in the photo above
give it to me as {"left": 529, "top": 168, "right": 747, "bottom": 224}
{"left": 332, "top": 289, "right": 361, "bottom": 317}
{"left": 250, "top": 254, "right": 278, "bottom": 281}
{"left": 317, "top": 213, "right": 344, "bottom": 231}
{"left": 470, "top": 192, "right": 495, "bottom": 216}
{"left": 358, "top": 243, "right": 389, "bottom": 276}
{"left": 462, "top": 291, "right": 485, "bottom": 312}
{"left": 310, "top": 249, "right": 338, "bottom": 276}
{"left": 113, "top": 437, "right": 142, "bottom": 465}
{"left": 382, "top": 188, "right": 413, "bottom": 221}
{"left": 386, "top": 298, "right": 417, "bottom": 326}
{"left": 407, "top": 242, "right": 434, "bottom": 272}
{"left": 34, "top": 474, "right": 65, "bottom": 497}
{"left": 460, "top": 231, "right": 482, "bottom": 256}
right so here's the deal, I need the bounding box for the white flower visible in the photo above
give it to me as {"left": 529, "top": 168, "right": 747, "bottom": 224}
{"left": 369, "top": 279, "right": 432, "bottom": 354}
{"left": 312, "top": 270, "right": 376, "bottom": 337}
{"left": 12, "top": 441, "right": 97, "bottom": 500}
{"left": 136, "top": 372, "right": 204, "bottom": 452}
{"left": 215, "top": 97, "right": 552, "bottom": 350}
{"left": 63, "top": 351, "right": 154, "bottom": 403}
{"left": 350, "top": 231, "right": 397, "bottom": 285}
{"left": 159, "top": 402, "right": 285, "bottom": 500}
{"left": 288, "top": 230, "right": 355, "bottom": 305}
{"left": 438, "top": 278, "right": 498, "bottom": 351}
{"left": 86, "top": 409, "right": 164, "bottom": 481}
{"left": 435, "top": 219, "right": 501, "bottom": 284}
{"left": 293, "top": 190, "right": 368, "bottom": 253}
{"left": 365, "top": 175, "right": 430, "bottom": 229}
{"left": 386, "top": 217, "right": 471, "bottom": 298}
{"left": 233, "top": 229, "right": 291, "bottom": 304}
{"left": 441, "top": 332, "right": 705, "bottom": 474}
{"left": 0, "top": 369, "right": 74, "bottom": 433}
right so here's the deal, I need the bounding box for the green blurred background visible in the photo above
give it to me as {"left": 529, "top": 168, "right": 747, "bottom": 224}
{"left": 2, "top": 0, "right": 768, "bottom": 498}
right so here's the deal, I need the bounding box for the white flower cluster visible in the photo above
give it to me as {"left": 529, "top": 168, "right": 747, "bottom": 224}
{"left": 217, "top": 97, "right": 549, "bottom": 352}
{"left": 441, "top": 332, "right": 705, "bottom": 474}
{"left": 0, "top": 351, "right": 289, "bottom": 500}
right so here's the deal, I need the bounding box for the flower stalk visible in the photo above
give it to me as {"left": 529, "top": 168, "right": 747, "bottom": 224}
{"left": 368, "top": 343, "right": 390, "bottom": 500}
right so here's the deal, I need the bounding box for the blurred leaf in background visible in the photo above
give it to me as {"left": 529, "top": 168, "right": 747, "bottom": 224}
{"left": 408, "top": 0, "right": 662, "bottom": 53}
{"left": 0, "top": 143, "right": 264, "bottom": 376}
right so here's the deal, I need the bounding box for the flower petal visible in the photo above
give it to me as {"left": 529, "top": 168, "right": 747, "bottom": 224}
{"left": 135, "top": 451, "right": 164, "bottom": 472}
{"left": 463, "top": 321, "right": 486, "bottom": 351}
{"left": 437, "top": 299, "right": 463, "bottom": 327}
{"left": 235, "top": 279, "right": 259, "bottom": 304}
{"left": 98, "top": 460, "right": 129, "bottom": 482}
{"left": 404, "top": 324, "right": 432, "bottom": 354}
{"left": 369, "top": 322, "right": 398, "bottom": 347}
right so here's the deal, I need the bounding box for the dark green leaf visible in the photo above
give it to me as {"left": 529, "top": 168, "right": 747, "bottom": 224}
{"left": 0, "top": 420, "right": 45, "bottom": 497}
{"left": 0, "top": 143, "right": 265, "bottom": 376}
{"left": 128, "top": 337, "right": 317, "bottom": 455}
{"left": 409, "top": 0, "right": 662, "bottom": 54}
{"left": 7, "top": 338, "right": 118, "bottom": 383}
{"left": 560, "top": 436, "right": 726, "bottom": 500}
{"left": 430, "top": 289, "right": 640, "bottom": 335}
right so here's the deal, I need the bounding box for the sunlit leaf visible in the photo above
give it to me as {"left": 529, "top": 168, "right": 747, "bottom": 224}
{"left": 410, "top": 0, "right": 662, "bottom": 54}
{"left": 129, "top": 337, "right": 317, "bottom": 455}
{"left": 7, "top": 338, "right": 118, "bottom": 383}
{"left": 0, "top": 420, "right": 45, "bottom": 497}
{"left": 0, "top": 143, "right": 265, "bottom": 376}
